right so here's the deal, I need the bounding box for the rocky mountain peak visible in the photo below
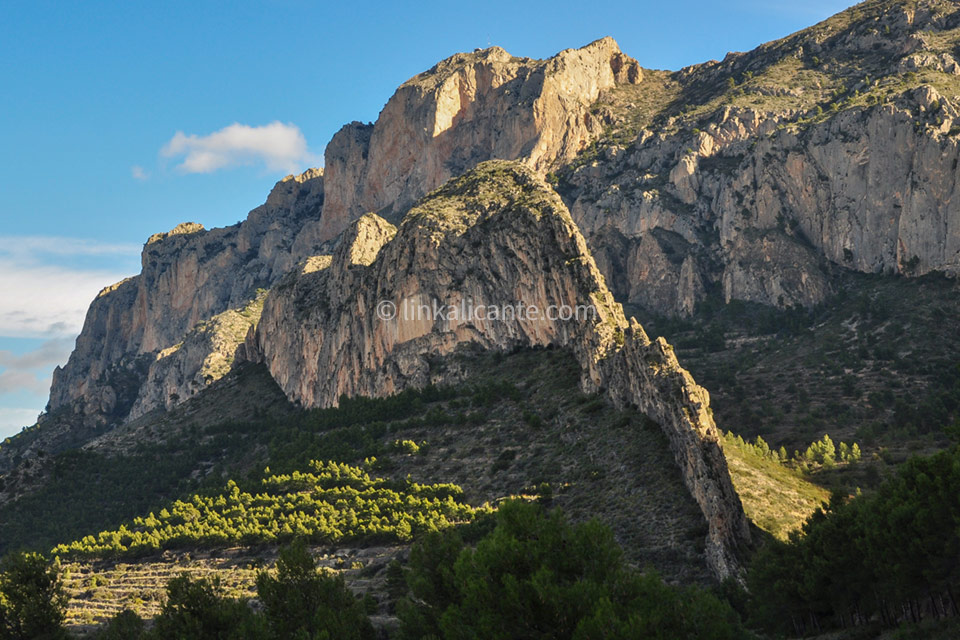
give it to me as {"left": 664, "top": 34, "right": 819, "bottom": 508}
{"left": 263, "top": 167, "right": 324, "bottom": 212}
{"left": 318, "top": 37, "right": 641, "bottom": 242}
{"left": 145, "top": 222, "right": 205, "bottom": 245}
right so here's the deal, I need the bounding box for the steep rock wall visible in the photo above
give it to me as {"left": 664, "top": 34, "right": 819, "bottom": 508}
{"left": 318, "top": 37, "right": 641, "bottom": 241}
{"left": 47, "top": 170, "right": 325, "bottom": 425}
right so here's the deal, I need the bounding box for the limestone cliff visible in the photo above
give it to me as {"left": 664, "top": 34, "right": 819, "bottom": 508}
{"left": 318, "top": 37, "right": 641, "bottom": 241}
{"left": 125, "top": 292, "right": 267, "bottom": 420}
{"left": 562, "top": 0, "right": 960, "bottom": 314}
{"left": 46, "top": 169, "right": 325, "bottom": 428}
{"left": 45, "top": 2, "right": 960, "bottom": 433}
{"left": 251, "top": 161, "right": 750, "bottom": 579}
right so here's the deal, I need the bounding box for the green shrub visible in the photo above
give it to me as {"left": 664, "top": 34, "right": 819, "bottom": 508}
{"left": 150, "top": 574, "right": 264, "bottom": 639}
{"left": 0, "top": 551, "right": 67, "bottom": 640}
{"left": 255, "top": 540, "right": 375, "bottom": 640}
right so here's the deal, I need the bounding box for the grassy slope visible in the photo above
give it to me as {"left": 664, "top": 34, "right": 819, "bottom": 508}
{"left": 721, "top": 436, "right": 829, "bottom": 541}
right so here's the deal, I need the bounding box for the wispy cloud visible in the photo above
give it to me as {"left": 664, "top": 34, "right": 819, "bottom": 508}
{"left": 160, "top": 121, "right": 317, "bottom": 174}
{"left": 131, "top": 165, "right": 149, "bottom": 180}
{"left": 0, "top": 337, "right": 73, "bottom": 370}
{"left": 0, "top": 259, "right": 131, "bottom": 337}
{"left": 0, "top": 369, "right": 52, "bottom": 396}
{"left": 0, "top": 236, "right": 140, "bottom": 259}
{"left": 0, "top": 236, "right": 138, "bottom": 338}
{"left": 0, "top": 408, "right": 41, "bottom": 439}
{"left": 0, "top": 339, "right": 70, "bottom": 404}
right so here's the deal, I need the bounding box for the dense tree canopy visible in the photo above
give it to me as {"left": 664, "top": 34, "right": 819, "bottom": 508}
{"left": 749, "top": 444, "right": 960, "bottom": 634}
{"left": 397, "top": 500, "right": 745, "bottom": 640}
{"left": 0, "top": 551, "right": 67, "bottom": 640}
{"left": 53, "top": 461, "right": 484, "bottom": 559}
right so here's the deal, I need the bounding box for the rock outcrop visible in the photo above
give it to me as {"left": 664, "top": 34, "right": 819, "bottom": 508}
{"left": 318, "top": 37, "right": 641, "bottom": 241}
{"left": 126, "top": 292, "right": 267, "bottom": 420}
{"left": 251, "top": 161, "right": 750, "bottom": 579}
{"left": 562, "top": 0, "right": 960, "bottom": 315}
{"left": 47, "top": 169, "right": 325, "bottom": 427}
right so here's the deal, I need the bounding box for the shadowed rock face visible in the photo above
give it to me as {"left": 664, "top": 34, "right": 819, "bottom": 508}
{"left": 251, "top": 161, "right": 750, "bottom": 579}
{"left": 318, "top": 37, "right": 641, "bottom": 241}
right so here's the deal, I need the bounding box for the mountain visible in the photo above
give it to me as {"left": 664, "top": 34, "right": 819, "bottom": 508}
{"left": 565, "top": 0, "right": 960, "bottom": 315}
{"left": 36, "top": 0, "right": 960, "bottom": 443}
{"left": 4, "top": 1, "right": 960, "bottom": 630}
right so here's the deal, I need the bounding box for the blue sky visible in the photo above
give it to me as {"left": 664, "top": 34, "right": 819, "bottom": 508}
{"left": 0, "top": 0, "right": 857, "bottom": 438}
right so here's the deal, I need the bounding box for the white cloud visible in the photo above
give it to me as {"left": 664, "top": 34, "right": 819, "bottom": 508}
{"left": 0, "top": 237, "right": 137, "bottom": 435}
{"left": 131, "top": 165, "right": 149, "bottom": 180}
{"left": 0, "top": 236, "right": 138, "bottom": 338}
{"left": 160, "top": 121, "right": 317, "bottom": 174}
{"left": 0, "top": 236, "right": 140, "bottom": 259}
{"left": 0, "top": 338, "right": 73, "bottom": 370}
{"left": 0, "top": 258, "right": 132, "bottom": 338}
{"left": 0, "top": 408, "right": 41, "bottom": 439}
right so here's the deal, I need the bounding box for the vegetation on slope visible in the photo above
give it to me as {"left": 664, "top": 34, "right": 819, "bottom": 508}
{"left": 2, "top": 504, "right": 749, "bottom": 639}
{"left": 589, "top": 0, "right": 960, "bottom": 147}
{"left": 1, "top": 348, "right": 718, "bottom": 584}
{"left": 52, "top": 461, "right": 484, "bottom": 559}
{"left": 643, "top": 271, "right": 960, "bottom": 461}
{"left": 749, "top": 442, "right": 960, "bottom": 636}
{"left": 395, "top": 500, "right": 746, "bottom": 640}
{"left": 721, "top": 433, "right": 831, "bottom": 541}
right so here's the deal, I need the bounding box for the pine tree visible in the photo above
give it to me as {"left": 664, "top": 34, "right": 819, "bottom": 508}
{"left": 820, "top": 434, "right": 836, "bottom": 464}
{"left": 838, "top": 442, "right": 850, "bottom": 462}
{"left": 850, "top": 442, "right": 861, "bottom": 462}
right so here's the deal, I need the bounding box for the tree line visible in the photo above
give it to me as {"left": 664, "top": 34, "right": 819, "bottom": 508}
{"left": 52, "top": 461, "right": 484, "bottom": 559}
{"left": 748, "top": 443, "right": 960, "bottom": 634}
{"left": 3, "top": 502, "right": 747, "bottom": 639}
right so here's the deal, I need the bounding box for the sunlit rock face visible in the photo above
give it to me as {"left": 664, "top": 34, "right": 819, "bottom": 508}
{"left": 318, "top": 37, "right": 641, "bottom": 241}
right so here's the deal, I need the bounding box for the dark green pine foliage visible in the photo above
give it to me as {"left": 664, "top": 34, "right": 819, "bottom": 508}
{"left": 0, "top": 552, "right": 67, "bottom": 640}
{"left": 398, "top": 500, "right": 744, "bottom": 640}
{"left": 149, "top": 574, "right": 265, "bottom": 640}
{"left": 749, "top": 444, "right": 960, "bottom": 634}
{"left": 255, "top": 540, "right": 375, "bottom": 640}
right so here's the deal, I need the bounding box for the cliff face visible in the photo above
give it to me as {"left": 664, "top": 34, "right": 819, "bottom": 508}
{"left": 47, "top": 170, "right": 325, "bottom": 427}
{"left": 566, "top": 87, "right": 960, "bottom": 315}
{"left": 563, "top": 0, "right": 960, "bottom": 315}
{"left": 251, "top": 161, "right": 750, "bottom": 579}
{"left": 318, "top": 37, "right": 641, "bottom": 241}
{"left": 45, "top": 38, "right": 644, "bottom": 429}
{"left": 51, "top": 1, "right": 960, "bottom": 431}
